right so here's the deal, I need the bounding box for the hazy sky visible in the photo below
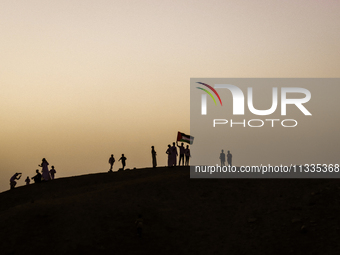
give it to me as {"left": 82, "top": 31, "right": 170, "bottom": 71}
{"left": 1, "top": 0, "right": 339, "bottom": 192}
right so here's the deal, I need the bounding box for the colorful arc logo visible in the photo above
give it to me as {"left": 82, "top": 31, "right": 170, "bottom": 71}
{"left": 196, "top": 82, "right": 223, "bottom": 106}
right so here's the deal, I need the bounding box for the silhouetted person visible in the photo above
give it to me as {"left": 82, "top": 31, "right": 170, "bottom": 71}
{"left": 184, "top": 145, "right": 190, "bottom": 166}
{"left": 108, "top": 154, "right": 115, "bottom": 172}
{"left": 25, "top": 176, "right": 30, "bottom": 185}
{"left": 10, "top": 173, "right": 22, "bottom": 190}
{"left": 50, "top": 166, "right": 56, "bottom": 179}
{"left": 166, "top": 144, "right": 172, "bottom": 167}
{"left": 39, "top": 158, "right": 51, "bottom": 181}
{"left": 32, "top": 170, "right": 42, "bottom": 183}
{"left": 227, "top": 150, "right": 232, "bottom": 166}
{"left": 119, "top": 154, "right": 127, "bottom": 170}
{"left": 151, "top": 146, "right": 157, "bottom": 168}
{"left": 177, "top": 142, "right": 185, "bottom": 166}
{"left": 171, "top": 142, "right": 178, "bottom": 167}
{"left": 135, "top": 214, "right": 143, "bottom": 237}
{"left": 220, "top": 150, "right": 225, "bottom": 166}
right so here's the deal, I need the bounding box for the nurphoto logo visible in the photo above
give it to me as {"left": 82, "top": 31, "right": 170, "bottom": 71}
{"left": 197, "top": 82, "right": 312, "bottom": 128}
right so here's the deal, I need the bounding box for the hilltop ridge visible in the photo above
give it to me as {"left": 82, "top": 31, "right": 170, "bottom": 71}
{"left": 0, "top": 166, "right": 339, "bottom": 254}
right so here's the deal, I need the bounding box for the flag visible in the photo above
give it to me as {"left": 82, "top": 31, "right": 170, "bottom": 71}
{"left": 177, "top": 132, "right": 194, "bottom": 144}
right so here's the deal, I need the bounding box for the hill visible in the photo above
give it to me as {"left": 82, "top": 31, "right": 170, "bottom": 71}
{"left": 0, "top": 166, "right": 340, "bottom": 254}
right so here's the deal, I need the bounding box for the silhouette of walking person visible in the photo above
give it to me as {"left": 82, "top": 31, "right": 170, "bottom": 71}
{"left": 151, "top": 146, "right": 157, "bottom": 168}
{"left": 220, "top": 150, "right": 225, "bottom": 166}
{"left": 184, "top": 145, "right": 190, "bottom": 166}
{"left": 108, "top": 154, "right": 115, "bottom": 172}
{"left": 50, "top": 166, "right": 57, "bottom": 179}
{"left": 166, "top": 144, "right": 172, "bottom": 167}
{"left": 32, "top": 170, "right": 42, "bottom": 183}
{"left": 10, "top": 173, "right": 22, "bottom": 190}
{"left": 227, "top": 150, "right": 232, "bottom": 166}
{"left": 25, "top": 176, "right": 30, "bottom": 185}
{"left": 177, "top": 142, "right": 185, "bottom": 166}
{"left": 171, "top": 142, "right": 178, "bottom": 167}
{"left": 39, "top": 158, "right": 51, "bottom": 181}
{"left": 119, "top": 154, "right": 127, "bottom": 170}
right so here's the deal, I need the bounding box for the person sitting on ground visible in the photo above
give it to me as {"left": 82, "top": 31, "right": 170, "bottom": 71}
{"left": 32, "top": 170, "right": 42, "bottom": 184}
{"left": 10, "top": 173, "right": 22, "bottom": 190}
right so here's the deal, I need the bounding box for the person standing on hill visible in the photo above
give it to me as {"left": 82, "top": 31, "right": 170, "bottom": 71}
{"left": 227, "top": 150, "right": 232, "bottom": 167}
{"left": 10, "top": 173, "right": 22, "bottom": 189}
{"left": 166, "top": 144, "right": 172, "bottom": 167}
{"left": 39, "top": 158, "right": 51, "bottom": 181}
{"left": 50, "top": 166, "right": 56, "bottom": 179}
{"left": 108, "top": 154, "right": 115, "bottom": 172}
{"left": 119, "top": 154, "right": 127, "bottom": 170}
{"left": 184, "top": 145, "right": 190, "bottom": 166}
{"left": 177, "top": 142, "right": 185, "bottom": 166}
{"left": 151, "top": 146, "right": 157, "bottom": 168}
{"left": 171, "top": 142, "right": 178, "bottom": 167}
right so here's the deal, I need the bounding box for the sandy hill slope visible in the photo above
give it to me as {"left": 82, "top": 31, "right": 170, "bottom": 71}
{"left": 0, "top": 166, "right": 340, "bottom": 255}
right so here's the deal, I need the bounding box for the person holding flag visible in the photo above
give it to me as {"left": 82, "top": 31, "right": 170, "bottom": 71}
{"left": 176, "top": 142, "right": 185, "bottom": 166}
{"left": 176, "top": 131, "right": 193, "bottom": 166}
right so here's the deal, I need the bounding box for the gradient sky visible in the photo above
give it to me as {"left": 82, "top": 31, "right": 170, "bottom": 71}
{"left": 1, "top": 0, "right": 339, "bottom": 192}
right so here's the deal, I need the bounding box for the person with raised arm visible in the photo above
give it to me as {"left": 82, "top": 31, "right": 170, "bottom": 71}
{"left": 10, "top": 173, "right": 22, "bottom": 189}
{"left": 176, "top": 142, "right": 185, "bottom": 166}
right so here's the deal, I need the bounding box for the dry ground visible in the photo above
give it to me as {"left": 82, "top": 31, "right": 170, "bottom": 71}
{"left": 0, "top": 166, "right": 340, "bottom": 254}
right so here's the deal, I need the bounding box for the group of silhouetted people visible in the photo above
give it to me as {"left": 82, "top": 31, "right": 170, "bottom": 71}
{"left": 107, "top": 143, "right": 191, "bottom": 172}
{"left": 10, "top": 158, "right": 57, "bottom": 190}
{"left": 108, "top": 143, "right": 190, "bottom": 171}
{"left": 219, "top": 150, "right": 232, "bottom": 166}
{"left": 108, "top": 154, "right": 127, "bottom": 172}
{"left": 166, "top": 142, "right": 190, "bottom": 167}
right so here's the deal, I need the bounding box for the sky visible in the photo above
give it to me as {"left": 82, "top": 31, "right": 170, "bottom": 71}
{"left": 1, "top": 0, "right": 340, "bottom": 192}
